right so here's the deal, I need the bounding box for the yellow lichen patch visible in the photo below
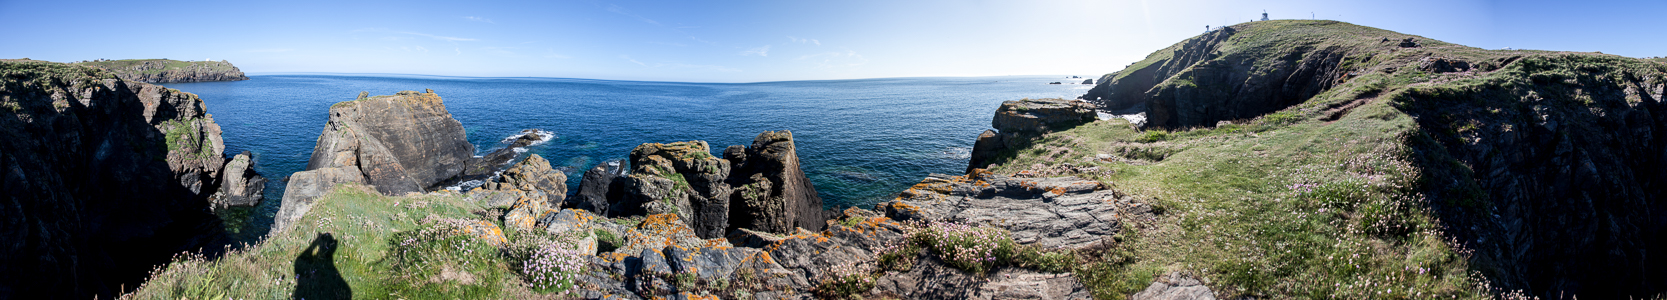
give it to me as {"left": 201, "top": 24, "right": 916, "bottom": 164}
{"left": 681, "top": 292, "right": 721, "bottom": 300}
{"left": 599, "top": 252, "right": 632, "bottom": 262}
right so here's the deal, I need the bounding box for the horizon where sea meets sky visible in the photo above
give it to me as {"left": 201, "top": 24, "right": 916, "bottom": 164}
{"left": 2, "top": 0, "right": 1663, "bottom": 83}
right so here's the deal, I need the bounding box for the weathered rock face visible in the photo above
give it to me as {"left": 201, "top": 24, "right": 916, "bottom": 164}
{"left": 1131, "top": 272, "right": 1217, "bottom": 300}
{"left": 574, "top": 159, "right": 627, "bottom": 215}
{"left": 73, "top": 59, "right": 249, "bottom": 83}
{"left": 483, "top": 154, "right": 567, "bottom": 205}
{"left": 1398, "top": 54, "right": 1667, "bottom": 298}
{"left": 210, "top": 151, "right": 266, "bottom": 208}
{"left": 0, "top": 61, "right": 234, "bottom": 298}
{"left": 277, "top": 90, "right": 504, "bottom": 233}
{"left": 968, "top": 99, "right": 1097, "bottom": 172}
{"left": 615, "top": 141, "right": 732, "bottom": 238}
{"left": 303, "top": 90, "right": 475, "bottom": 195}
{"left": 726, "top": 130, "right": 828, "bottom": 234}
{"left": 877, "top": 170, "right": 1137, "bottom": 249}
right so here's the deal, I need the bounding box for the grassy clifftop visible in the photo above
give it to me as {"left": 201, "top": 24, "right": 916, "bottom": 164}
{"left": 1000, "top": 20, "right": 1667, "bottom": 299}
{"left": 73, "top": 59, "right": 248, "bottom": 83}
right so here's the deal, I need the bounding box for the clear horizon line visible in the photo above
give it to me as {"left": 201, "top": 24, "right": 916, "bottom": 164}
{"left": 240, "top": 71, "right": 1102, "bottom": 85}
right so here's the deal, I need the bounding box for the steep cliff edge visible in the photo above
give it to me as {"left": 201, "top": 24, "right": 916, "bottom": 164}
{"left": 0, "top": 60, "right": 240, "bottom": 298}
{"left": 73, "top": 59, "right": 249, "bottom": 83}
{"left": 1042, "top": 20, "right": 1667, "bottom": 298}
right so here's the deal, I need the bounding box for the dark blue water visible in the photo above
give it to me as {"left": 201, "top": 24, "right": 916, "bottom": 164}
{"left": 166, "top": 75, "right": 1090, "bottom": 238}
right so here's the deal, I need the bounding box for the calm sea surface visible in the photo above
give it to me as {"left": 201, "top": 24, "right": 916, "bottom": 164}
{"left": 165, "top": 74, "right": 1092, "bottom": 239}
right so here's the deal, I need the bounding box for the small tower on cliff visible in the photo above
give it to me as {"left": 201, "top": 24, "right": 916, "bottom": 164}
{"left": 1261, "top": 10, "right": 1269, "bottom": 21}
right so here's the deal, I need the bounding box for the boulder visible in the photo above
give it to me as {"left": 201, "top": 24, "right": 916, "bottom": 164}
{"left": 575, "top": 159, "right": 628, "bottom": 214}
{"left": 484, "top": 154, "right": 567, "bottom": 205}
{"left": 1131, "top": 272, "right": 1216, "bottom": 300}
{"left": 211, "top": 151, "right": 266, "bottom": 208}
{"left": 725, "top": 131, "right": 828, "bottom": 234}
{"left": 273, "top": 167, "right": 365, "bottom": 232}
{"left": 1082, "top": 78, "right": 1094, "bottom": 84}
{"left": 302, "top": 90, "right": 476, "bottom": 195}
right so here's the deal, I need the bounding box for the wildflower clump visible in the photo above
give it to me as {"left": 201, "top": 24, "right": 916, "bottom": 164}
{"left": 812, "top": 264, "right": 877, "bottom": 299}
{"left": 521, "top": 242, "right": 587, "bottom": 294}
{"left": 918, "top": 222, "right": 1020, "bottom": 275}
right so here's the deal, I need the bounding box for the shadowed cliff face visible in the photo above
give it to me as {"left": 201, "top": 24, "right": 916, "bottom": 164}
{"left": 1080, "top": 20, "right": 1667, "bottom": 298}
{"left": 1397, "top": 54, "right": 1667, "bottom": 298}
{"left": 0, "top": 60, "right": 232, "bottom": 298}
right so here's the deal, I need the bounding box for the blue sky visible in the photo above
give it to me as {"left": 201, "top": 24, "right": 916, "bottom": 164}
{"left": 2, "top": 0, "right": 1661, "bottom": 82}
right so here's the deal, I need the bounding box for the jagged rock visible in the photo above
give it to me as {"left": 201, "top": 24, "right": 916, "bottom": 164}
{"left": 968, "top": 99, "right": 1097, "bottom": 172}
{"left": 726, "top": 131, "right": 828, "bottom": 234}
{"left": 272, "top": 167, "right": 364, "bottom": 232}
{"left": 0, "top": 61, "right": 236, "bottom": 298}
{"left": 625, "top": 141, "right": 733, "bottom": 238}
{"left": 211, "top": 151, "right": 266, "bottom": 207}
{"left": 575, "top": 159, "right": 628, "bottom": 214}
{"left": 617, "top": 214, "right": 716, "bottom": 256}
{"left": 464, "top": 189, "right": 523, "bottom": 209}
{"left": 1131, "top": 272, "right": 1215, "bottom": 300}
{"left": 443, "top": 218, "right": 507, "bottom": 247}
{"left": 878, "top": 171, "right": 1128, "bottom": 249}
{"left": 540, "top": 209, "right": 601, "bottom": 254}
{"left": 503, "top": 192, "right": 554, "bottom": 231}
{"left": 466, "top": 129, "right": 549, "bottom": 176}
{"left": 301, "top": 90, "right": 475, "bottom": 195}
{"left": 72, "top": 59, "right": 249, "bottom": 83}
{"left": 1082, "top": 78, "right": 1094, "bottom": 84}
{"left": 484, "top": 154, "right": 567, "bottom": 205}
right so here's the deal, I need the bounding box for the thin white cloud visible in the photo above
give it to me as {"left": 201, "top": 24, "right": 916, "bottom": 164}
{"left": 740, "top": 45, "right": 771, "bottom": 57}
{"left": 689, "top": 36, "right": 716, "bottom": 45}
{"left": 788, "top": 36, "right": 821, "bottom": 46}
{"left": 606, "top": 4, "right": 660, "bottom": 26}
{"left": 455, "top": 48, "right": 462, "bottom": 55}
{"left": 464, "top": 16, "right": 495, "bottom": 24}
{"left": 244, "top": 48, "right": 294, "bottom": 53}
{"left": 621, "top": 55, "right": 648, "bottom": 66}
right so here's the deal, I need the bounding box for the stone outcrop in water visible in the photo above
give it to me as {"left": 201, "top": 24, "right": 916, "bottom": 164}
{"left": 72, "top": 59, "right": 249, "bottom": 83}
{"left": 209, "top": 151, "right": 266, "bottom": 208}
{"left": 0, "top": 60, "right": 239, "bottom": 298}
{"left": 275, "top": 90, "right": 540, "bottom": 232}
{"left": 967, "top": 98, "right": 1097, "bottom": 172}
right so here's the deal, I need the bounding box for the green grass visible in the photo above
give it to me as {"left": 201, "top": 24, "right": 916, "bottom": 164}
{"left": 122, "top": 184, "right": 556, "bottom": 299}
{"left": 72, "top": 59, "right": 240, "bottom": 75}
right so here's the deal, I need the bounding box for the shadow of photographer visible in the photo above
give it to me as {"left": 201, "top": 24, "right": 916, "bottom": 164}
{"left": 293, "top": 232, "right": 350, "bottom": 300}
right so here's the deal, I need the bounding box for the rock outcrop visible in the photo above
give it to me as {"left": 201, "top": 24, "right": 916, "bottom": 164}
{"left": 614, "top": 141, "right": 733, "bottom": 238}
{"left": 276, "top": 90, "right": 532, "bottom": 233}
{"left": 878, "top": 170, "right": 1141, "bottom": 249}
{"left": 210, "top": 151, "right": 266, "bottom": 208}
{"left": 574, "top": 159, "right": 627, "bottom": 215}
{"left": 725, "top": 131, "right": 828, "bottom": 234}
{"left": 73, "top": 59, "right": 249, "bottom": 83}
{"left": 1131, "top": 272, "right": 1216, "bottom": 300}
{"left": 0, "top": 60, "right": 237, "bottom": 298}
{"left": 967, "top": 99, "right": 1097, "bottom": 172}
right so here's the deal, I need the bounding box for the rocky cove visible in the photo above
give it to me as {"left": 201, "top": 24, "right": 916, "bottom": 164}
{"left": 2, "top": 19, "right": 1665, "bottom": 300}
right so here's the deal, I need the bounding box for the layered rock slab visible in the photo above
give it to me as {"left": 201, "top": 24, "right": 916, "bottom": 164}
{"left": 968, "top": 99, "right": 1097, "bottom": 172}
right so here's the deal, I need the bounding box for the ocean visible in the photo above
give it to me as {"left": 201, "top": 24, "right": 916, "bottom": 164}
{"left": 165, "top": 74, "right": 1093, "bottom": 240}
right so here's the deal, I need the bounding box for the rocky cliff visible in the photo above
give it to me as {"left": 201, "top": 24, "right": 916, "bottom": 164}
{"left": 73, "top": 59, "right": 249, "bottom": 83}
{"left": 273, "top": 90, "right": 543, "bottom": 233}
{"left": 0, "top": 60, "right": 245, "bottom": 298}
{"left": 1070, "top": 20, "right": 1667, "bottom": 298}
{"left": 968, "top": 98, "right": 1097, "bottom": 172}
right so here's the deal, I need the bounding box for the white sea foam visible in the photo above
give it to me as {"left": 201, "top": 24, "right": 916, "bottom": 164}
{"left": 502, "top": 129, "right": 556, "bottom": 147}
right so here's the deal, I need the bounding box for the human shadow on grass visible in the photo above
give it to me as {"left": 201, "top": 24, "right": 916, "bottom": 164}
{"left": 293, "top": 232, "right": 350, "bottom": 300}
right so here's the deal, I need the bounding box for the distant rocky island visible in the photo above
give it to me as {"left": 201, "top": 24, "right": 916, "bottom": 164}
{"left": 3, "top": 19, "right": 1666, "bottom": 300}
{"left": 72, "top": 58, "right": 249, "bottom": 83}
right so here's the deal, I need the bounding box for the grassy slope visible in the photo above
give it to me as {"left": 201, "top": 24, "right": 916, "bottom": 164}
{"left": 121, "top": 184, "right": 541, "bottom": 299}
{"left": 989, "top": 20, "right": 1665, "bottom": 299}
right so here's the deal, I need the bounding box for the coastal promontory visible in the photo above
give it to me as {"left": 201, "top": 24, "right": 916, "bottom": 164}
{"left": 72, "top": 59, "right": 249, "bottom": 83}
